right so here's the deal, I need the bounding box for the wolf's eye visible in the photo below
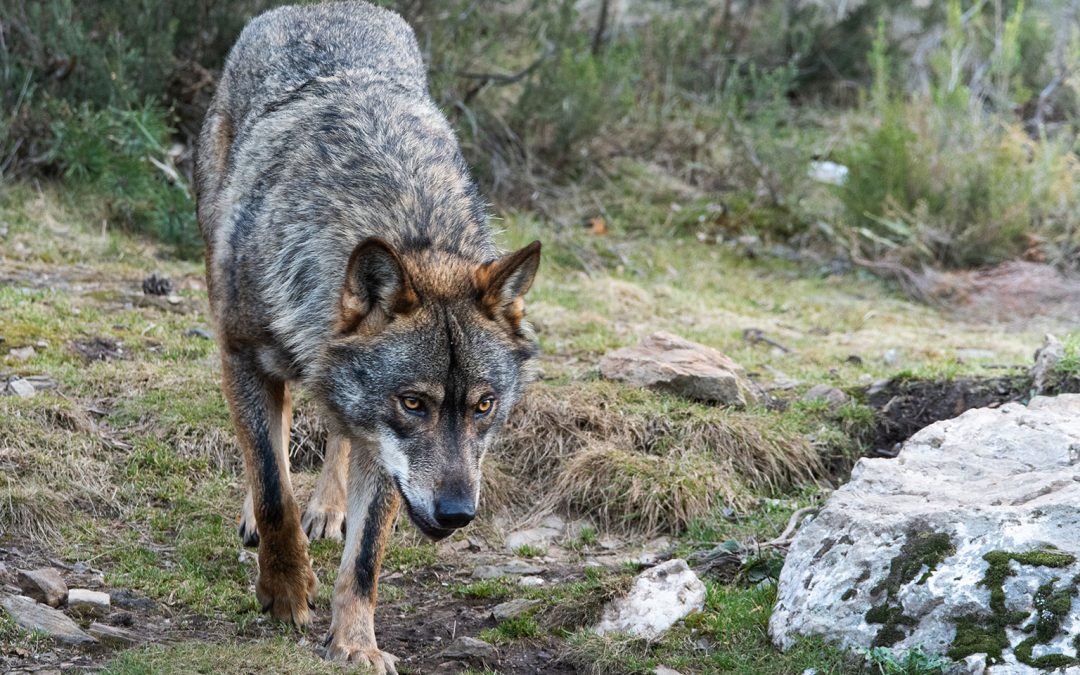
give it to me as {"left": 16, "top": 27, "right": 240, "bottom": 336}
{"left": 475, "top": 397, "right": 495, "bottom": 417}
{"left": 400, "top": 396, "right": 425, "bottom": 416}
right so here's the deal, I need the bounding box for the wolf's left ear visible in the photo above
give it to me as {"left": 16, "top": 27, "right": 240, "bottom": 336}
{"left": 339, "top": 238, "right": 418, "bottom": 331}
{"left": 475, "top": 241, "right": 541, "bottom": 328}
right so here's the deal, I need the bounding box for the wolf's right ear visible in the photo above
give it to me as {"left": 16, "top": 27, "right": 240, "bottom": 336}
{"left": 338, "top": 238, "right": 418, "bottom": 331}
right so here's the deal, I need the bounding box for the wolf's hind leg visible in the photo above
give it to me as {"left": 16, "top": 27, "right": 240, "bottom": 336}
{"left": 303, "top": 433, "right": 350, "bottom": 541}
{"left": 222, "top": 350, "right": 317, "bottom": 627}
{"left": 324, "top": 447, "right": 400, "bottom": 672}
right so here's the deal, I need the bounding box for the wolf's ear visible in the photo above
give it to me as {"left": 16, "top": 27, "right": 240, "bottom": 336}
{"left": 339, "top": 238, "right": 418, "bottom": 331}
{"left": 475, "top": 241, "right": 541, "bottom": 328}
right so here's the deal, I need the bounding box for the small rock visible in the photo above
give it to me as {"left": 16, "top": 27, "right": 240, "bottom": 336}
{"left": 506, "top": 527, "right": 561, "bottom": 552}
{"left": 594, "top": 559, "right": 706, "bottom": 640}
{"left": 0, "top": 594, "right": 96, "bottom": 645}
{"left": 1031, "top": 334, "right": 1065, "bottom": 393}
{"left": 801, "top": 384, "right": 848, "bottom": 409}
{"left": 87, "top": 622, "right": 144, "bottom": 647}
{"left": 141, "top": 274, "right": 173, "bottom": 296}
{"left": 16, "top": 568, "right": 67, "bottom": 607}
{"left": 518, "top": 576, "right": 545, "bottom": 587}
{"left": 110, "top": 590, "right": 156, "bottom": 612}
{"left": 439, "top": 636, "right": 496, "bottom": 662}
{"left": 66, "top": 588, "right": 110, "bottom": 617}
{"left": 807, "top": 160, "right": 848, "bottom": 186}
{"left": 8, "top": 346, "right": 36, "bottom": 361}
{"left": 599, "top": 331, "right": 758, "bottom": 407}
{"left": 7, "top": 378, "right": 36, "bottom": 398}
{"left": 472, "top": 560, "right": 544, "bottom": 579}
{"left": 882, "top": 349, "right": 899, "bottom": 366}
{"left": 183, "top": 327, "right": 213, "bottom": 340}
{"left": 491, "top": 598, "right": 540, "bottom": 621}
{"left": 654, "top": 667, "right": 685, "bottom": 675}
{"left": 955, "top": 348, "right": 995, "bottom": 361}
{"left": 166, "top": 295, "right": 183, "bottom": 305}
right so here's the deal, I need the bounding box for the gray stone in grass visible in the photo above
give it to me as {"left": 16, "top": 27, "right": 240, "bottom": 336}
{"left": 0, "top": 594, "right": 96, "bottom": 645}
{"left": 439, "top": 636, "right": 496, "bottom": 662}
{"left": 594, "top": 558, "right": 705, "bottom": 640}
{"left": 771, "top": 395, "right": 1080, "bottom": 671}
{"left": 598, "top": 331, "right": 757, "bottom": 407}
{"left": 66, "top": 589, "right": 110, "bottom": 618}
{"left": 491, "top": 598, "right": 540, "bottom": 621}
{"left": 16, "top": 568, "right": 67, "bottom": 607}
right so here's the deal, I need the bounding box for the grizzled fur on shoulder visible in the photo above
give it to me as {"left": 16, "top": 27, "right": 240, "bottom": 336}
{"left": 195, "top": 2, "right": 540, "bottom": 669}
{"left": 197, "top": 0, "right": 505, "bottom": 378}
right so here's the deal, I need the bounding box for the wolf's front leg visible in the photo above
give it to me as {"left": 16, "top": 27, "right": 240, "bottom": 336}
{"left": 222, "top": 351, "right": 317, "bottom": 627}
{"left": 324, "top": 448, "right": 401, "bottom": 673}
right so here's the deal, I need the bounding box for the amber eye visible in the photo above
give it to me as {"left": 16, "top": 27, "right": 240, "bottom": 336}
{"left": 400, "top": 396, "right": 425, "bottom": 415}
{"left": 475, "top": 397, "right": 495, "bottom": 417}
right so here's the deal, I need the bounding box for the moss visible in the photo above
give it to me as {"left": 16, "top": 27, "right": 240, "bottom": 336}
{"left": 866, "top": 531, "right": 954, "bottom": 646}
{"left": 841, "top": 588, "right": 856, "bottom": 601}
{"left": 949, "top": 549, "right": 1078, "bottom": 664}
{"left": 948, "top": 616, "right": 1011, "bottom": 663}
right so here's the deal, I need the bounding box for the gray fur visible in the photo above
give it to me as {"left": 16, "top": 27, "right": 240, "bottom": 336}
{"left": 197, "top": 2, "right": 540, "bottom": 659}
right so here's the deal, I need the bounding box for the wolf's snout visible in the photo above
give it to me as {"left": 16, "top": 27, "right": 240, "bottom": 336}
{"left": 433, "top": 495, "right": 476, "bottom": 529}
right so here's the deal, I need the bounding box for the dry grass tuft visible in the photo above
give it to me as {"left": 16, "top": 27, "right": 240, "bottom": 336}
{"left": 487, "top": 381, "right": 827, "bottom": 535}
{"left": 550, "top": 445, "right": 739, "bottom": 534}
{"left": 0, "top": 477, "right": 64, "bottom": 540}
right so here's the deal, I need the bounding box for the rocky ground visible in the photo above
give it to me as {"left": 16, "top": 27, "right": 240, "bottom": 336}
{"left": 4, "top": 185, "right": 1080, "bottom": 673}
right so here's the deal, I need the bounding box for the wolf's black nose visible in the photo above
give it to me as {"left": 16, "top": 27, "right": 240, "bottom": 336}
{"left": 434, "top": 498, "right": 475, "bottom": 529}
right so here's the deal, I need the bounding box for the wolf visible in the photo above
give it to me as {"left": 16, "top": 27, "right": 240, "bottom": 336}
{"left": 194, "top": 2, "right": 540, "bottom": 670}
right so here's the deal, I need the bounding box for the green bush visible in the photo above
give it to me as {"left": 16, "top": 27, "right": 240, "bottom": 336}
{"left": 48, "top": 102, "right": 200, "bottom": 257}
{"left": 832, "top": 3, "right": 1080, "bottom": 269}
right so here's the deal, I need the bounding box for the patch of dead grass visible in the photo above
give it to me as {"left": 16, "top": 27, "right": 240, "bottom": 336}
{"left": 488, "top": 381, "right": 826, "bottom": 535}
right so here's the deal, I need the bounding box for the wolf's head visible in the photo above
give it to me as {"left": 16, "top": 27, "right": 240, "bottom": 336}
{"left": 313, "top": 238, "right": 540, "bottom": 540}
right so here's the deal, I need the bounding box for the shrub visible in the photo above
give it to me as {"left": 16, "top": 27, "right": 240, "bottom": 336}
{"left": 48, "top": 102, "right": 200, "bottom": 257}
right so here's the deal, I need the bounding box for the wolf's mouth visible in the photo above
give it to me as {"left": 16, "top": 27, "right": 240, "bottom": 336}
{"left": 392, "top": 476, "right": 456, "bottom": 541}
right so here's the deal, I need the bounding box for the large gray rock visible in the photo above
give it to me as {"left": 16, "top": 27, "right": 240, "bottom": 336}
{"left": 16, "top": 568, "right": 67, "bottom": 607}
{"left": 594, "top": 558, "right": 705, "bottom": 640}
{"left": 599, "top": 332, "right": 757, "bottom": 406}
{"left": 0, "top": 594, "right": 96, "bottom": 646}
{"left": 770, "top": 395, "right": 1080, "bottom": 672}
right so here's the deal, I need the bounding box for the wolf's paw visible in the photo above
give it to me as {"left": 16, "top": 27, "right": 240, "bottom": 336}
{"left": 302, "top": 504, "right": 345, "bottom": 541}
{"left": 323, "top": 638, "right": 398, "bottom": 674}
{"left": 255, "top": 550, "right": 318, "bottom": 628}
{"left": 238, "top": 491, "right": 260, "bottom": 547}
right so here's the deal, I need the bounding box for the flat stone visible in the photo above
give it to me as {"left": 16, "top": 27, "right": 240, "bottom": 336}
{"left": 771, "top": 395, "right": 1080, "bottom": 671}
{"left": 491, "top": 598, "right": 540, "bottom": 621}
{"left": 1031, "top": 333, "right": 1064, "bottom": 393}
{"left": 0, "top": 594, "right": 96, "bottom": 645}
{"left": 7, "top": 378, "right": 36, "bottom": 398}
{"left": 518, "top": 576, "right": 545, "bottom": 587}
{"left": 16, "top": 568, "right": 67, "bottom": 607}
{"left": 598, "top": 331, "right": 757, "bottom": 407}
{"left": 801, "top": 384, "right": 848, "bottom": 409}
{"left": 87, "top": 622, "right": 144, "bottom": 647}
{"left": 472, "top": 560, "right": 544, "bottom": 579}
{"left": 594, "top": 559, "right": 705, "bottom": 640}
{"left": 439, "top": 636, "right": 496, "bottom": 662}
{"left": 66, "top": 588, "right": 110, "bottom": 618}
{"left": 654, "top": 668, "right": 685, "bottom": 675}
{"left": 7, "top": 346, "right": 36, "bottom": 361}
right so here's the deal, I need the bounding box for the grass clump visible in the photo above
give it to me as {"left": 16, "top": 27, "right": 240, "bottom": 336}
{"left": 47, "top": 103, "right": 200, "bottom": 257}
{"left": 103, "top": 638, "right": 351, "bottom": 674}
{"left": 491, "top": 382, "right": 830, "bottom": 534}
{"left": 862, "top": 646, "right": 953, "bottom": 675}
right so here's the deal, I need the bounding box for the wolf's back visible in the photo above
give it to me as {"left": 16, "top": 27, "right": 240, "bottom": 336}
{"left": 220, "top": 2, "right": 425, "bottom": 128}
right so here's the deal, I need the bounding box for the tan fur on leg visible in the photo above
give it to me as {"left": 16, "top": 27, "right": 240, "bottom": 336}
{"left": 303, "top": 433, "right": 350, "bottom": 541}
{"left": 324, "top": 444, "right": 400, "bottom": 671}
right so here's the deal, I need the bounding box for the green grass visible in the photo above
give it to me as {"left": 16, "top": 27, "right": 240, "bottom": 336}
{"left": 5, "top": 183, "right": 1057, "bottom": 672}
{"left": 103, "top": 638, "right": 351, "bottom": 674}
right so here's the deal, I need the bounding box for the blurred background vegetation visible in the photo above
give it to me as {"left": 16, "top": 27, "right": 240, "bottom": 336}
{"left": 2, "top": 0, "right": 1080, "bottom": 272}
